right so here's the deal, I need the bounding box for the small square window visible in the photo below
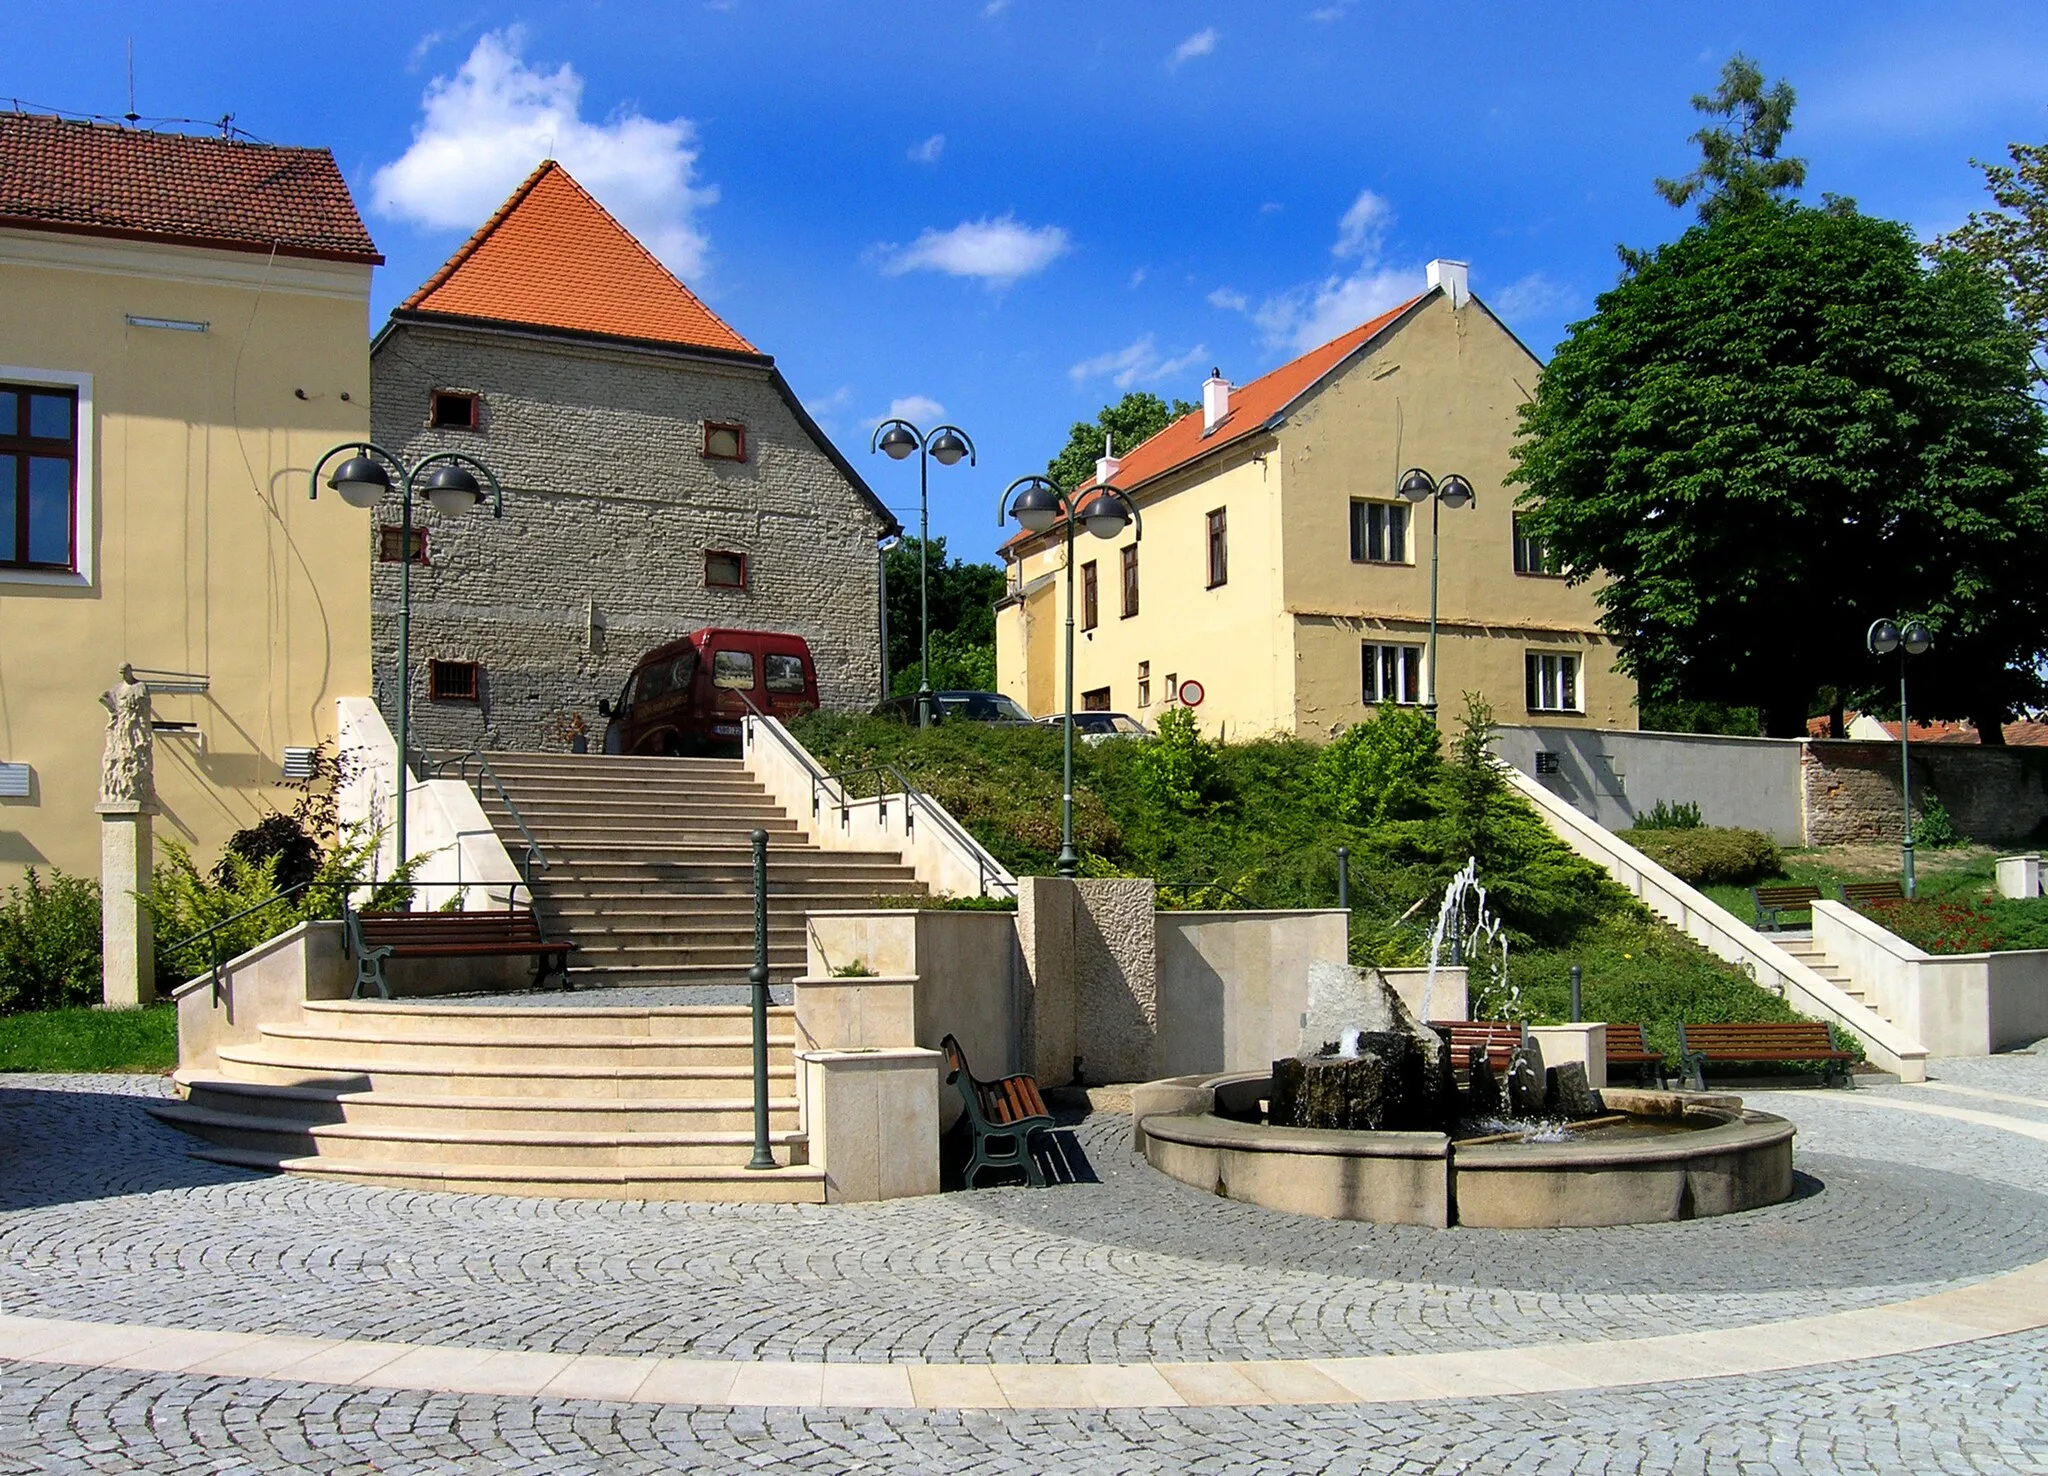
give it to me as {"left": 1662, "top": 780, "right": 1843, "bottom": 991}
{"left": 1082, "top": 687, "right": 1111, "bottom": 712}
{"left": 712, "top": 649, "right": 756, "bottom": 689}
{"left": 1137, "top": 660, "right": 1151, "bottom": 709}
{"left": 429, "top": 659, "right": 479, "bottom": 702}
{"left": 1525, "top": 652, "right": 1582, "bottom": 713}
{"left": 378, "top": 525, "right": 428, "bottom": 564}
{"left": 706, "top": 550, "right": 748, "bottom": 589}
{"left": 704, "top": 422, "right": 747, "bottom": 461}
{"left": 429, "top": 390, "right": 479, "bottom": 430}
{"left": 765, "top": 652, "right": 808, "bottom": 694}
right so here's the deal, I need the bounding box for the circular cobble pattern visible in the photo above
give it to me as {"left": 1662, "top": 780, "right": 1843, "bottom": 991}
{"left": 2, "top": 1075, "right": 2046, "bottom": 1366}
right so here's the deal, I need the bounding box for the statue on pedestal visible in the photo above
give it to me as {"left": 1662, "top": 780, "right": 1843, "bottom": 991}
{"left": 98, "top": 665, "right": 154, "bottom": 810}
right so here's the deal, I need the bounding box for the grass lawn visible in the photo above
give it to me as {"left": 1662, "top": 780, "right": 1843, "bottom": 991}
{"left": 1698, "top": 845, "right": 2002, "bottom": 923}
{"left": 0, "top": 1004, "right": 176, "bottom": 1073}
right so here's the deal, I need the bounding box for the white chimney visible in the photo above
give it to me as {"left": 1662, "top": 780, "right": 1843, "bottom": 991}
{"left": 1095, "top": 432, "right": 1121, "bottom": 487}
{"left": 1201, "top": 367, "right": 1230, "bottom": 436}
{"left": 1427, "top": 259, "right": 1470, "bottom": 309}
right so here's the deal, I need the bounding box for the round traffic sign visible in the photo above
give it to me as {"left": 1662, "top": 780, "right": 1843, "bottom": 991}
{"left": 1178, "top": 679, "right": 1205, "bottom": 708}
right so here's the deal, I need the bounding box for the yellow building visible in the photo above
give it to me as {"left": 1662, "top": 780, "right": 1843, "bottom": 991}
{"left": 997, "top": 264, "right": 1634, "bottom": 739}
{"left": 0, "top": 114, "right": 380, "bottom": 880}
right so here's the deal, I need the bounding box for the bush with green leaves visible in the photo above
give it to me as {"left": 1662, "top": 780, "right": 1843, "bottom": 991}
{"left": 1130, "top": 706, "right": 1223, "bottom": 813}
{"left": 1310, "top": 706, "right": 1440, "bottom": 826}
{"left": 1634, "top": 799, "right": 1703, "bottom": 831}
{"left": 1912, "top": 796, "right": 1964, "bottom": 850}
{"left": 0, "top": 868, "right": 103, "bottom": 1014}
{"left": 1626, "top": 825, "right": 1781, "bottom": 886}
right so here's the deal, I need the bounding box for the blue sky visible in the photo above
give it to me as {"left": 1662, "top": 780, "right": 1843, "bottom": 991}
{"left": 11, "top": 2, "right": 2048, "bottom": 561}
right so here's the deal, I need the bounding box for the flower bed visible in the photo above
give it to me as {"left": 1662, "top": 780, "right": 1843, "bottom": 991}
{"left": 1857, "top": 897, "right": 2007, "bottom": 955}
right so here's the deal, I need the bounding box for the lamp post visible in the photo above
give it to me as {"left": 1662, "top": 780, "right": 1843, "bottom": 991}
{"left": 872, "top": 419, "right": 976, "bottom": 728}
{"left": 310, "top": 442, "right": 502, "bottom": 872}
{"left": 1867, "top": 617, "right": 1933, "bottom": 898}
{"left": 999, "top": 474, "right": 1142, "bottom": 878}
{"left": 1395, "top": 468, "right": 1474, "bottom": 716}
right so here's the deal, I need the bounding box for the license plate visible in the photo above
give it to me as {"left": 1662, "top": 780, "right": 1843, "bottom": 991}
{"left": 712, "top": 724, "right": 740, "bottom": 736}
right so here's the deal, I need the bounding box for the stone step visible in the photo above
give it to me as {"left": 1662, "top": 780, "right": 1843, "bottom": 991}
{"left": 505, "top": 818, "right": 806, "bottom": 840}
{"left": 560, "top": 963, "right": 809, "bottom": 988}
{"left": 179, "top": 1076, "right": 801, "bottom": 1134}
{"left": 178, "top": 1144, "right": 826, "bottom": 1202}
{"left": 537, "top": 876, "right": 918, "bottom": 897}
{"left": 537, "top": 843, "right": 906, "bottom": 864}
{"left": 298, "top": 999, "right": 787, "bottom": 1042}
{"left": 484, "top": 787, "right": 785, "bottom": 810}
{"left": 214, "top": 1046, "right": 794, "bottom": 1099}
{"left": 253, "top": 1023, "right": 793, "bottom": 1070}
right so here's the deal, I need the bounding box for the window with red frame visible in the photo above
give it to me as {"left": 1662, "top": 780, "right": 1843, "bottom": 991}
{"left": 0, "top": 383, "right": 78, "bottom": 571}
{"left": 429, "top": 390, "right": 479, "bottom": 430}
{"left": 705, "top": 550, "right": 748, "bottom": 589}
{"left": 429, "top": 659, "right": 479, "bottom": 701}
{"left": 703, "top": 422, "right": 747, "bottom": 461}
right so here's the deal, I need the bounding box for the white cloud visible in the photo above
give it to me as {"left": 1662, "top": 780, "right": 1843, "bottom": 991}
{"left": 1486, "top": 272, "right": 1576, "bottom": 325}
{"left": 1169, "top": 28, "right": 1217, "bottom": 67}
{"left": 405, "top": 29, "right": 451, "bottom": 71}
{"left": 1129, "top": 266, "right": 1148, "bottom": 288}
{"left": 1069, "top": 335, "right": 1210, "bottom": 391}
{"left": 908, "top": 133, "right": 945, "bottom": 165}
{"left": 1332, "top": 189, "right": 1391, "bottom": 260}
{"left": 373, "top": 29, "right": 717, "bottom": 277}
{"left": 1308, "top": 2, "right": 1352, "bottom": 19}
{"left": 1207, "top": 286, "right": 1248, "bottom": 312}
{"left": 868, "top": 394, "right": 946, "bottom": 429}
{"left": 984, "top": 0, "right": 1011, "bottom": 13}
{"left": 1259, "top": 201, "right": 1284, "bottom": 215}
{"left": 876, "top": 215, "right": 1071, "bottom": 285}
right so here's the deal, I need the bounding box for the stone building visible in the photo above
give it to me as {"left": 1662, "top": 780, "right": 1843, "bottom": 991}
{"left": 370, "top": 161, "right": 896, "bottom": 754}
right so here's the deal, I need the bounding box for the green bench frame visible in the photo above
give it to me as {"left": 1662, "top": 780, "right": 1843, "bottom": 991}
{"left": 1751, "top": 884, "right": 1822, "bottom": 932}
{"left": 1677, "top": 1020, "right": 1855, "bottom": 1090}
{"left": 942, "top": 1033, "right": 1053, "bottom": 1188}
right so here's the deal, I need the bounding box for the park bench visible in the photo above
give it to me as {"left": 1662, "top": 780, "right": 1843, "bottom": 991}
{"left": 1841, "top": 880, "right": 1907, "bottom": 908}
{"left": 941, "top": 1033, "right": 1053, "bottom": 1188}
{"left": 1676, "top": 1021, "right": 1856, "bottom": 1090}
{"left": 1604, "top": 1023, "right": 1668, "bottom": 1087}
{"left": 1429, "top": 1020, "right": 1527, "bottom": 1076}
{"left": 344, "top": 904, "right": 576, "bottom": 1000}
{"left": 1751, "top": 884, "right": 1823, "bottom": 931}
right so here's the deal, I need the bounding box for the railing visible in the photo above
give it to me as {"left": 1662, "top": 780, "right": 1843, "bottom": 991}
{"left": 429, "top": 748, "right": 552, "bottom": 885}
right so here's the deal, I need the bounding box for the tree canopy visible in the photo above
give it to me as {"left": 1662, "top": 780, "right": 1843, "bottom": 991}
{"left": 1513, "top": 64, "right": 2048, "bottom": 739}
{"left": 882, "top": 535, "right": 1006, "bottom": 695}
{"left": 1936, "top": 140, "right": 2048, "bottom": 390}
{"left": 1653, "top": 55, "right": 1806, "bottom": 222}
{"left": 1046, "top": 391, "right": 1194, "bottom": 491}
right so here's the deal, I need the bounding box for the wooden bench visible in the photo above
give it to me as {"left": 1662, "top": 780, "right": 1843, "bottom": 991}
{"left": 1604, "top": 1023, "right": 1668, "bottom": 1087}
{"left": 1841, "top": 880, "right": 1907, "bottom": 908}
{"left": 1676, "top": 1021, "right": 1856, "bottom": 1089}
{"left": 941, "top": 1033, "right": 1053, "bottom": 1188}
{"left": 1751, "top": 884, "right": 1822, "bottom": 931}
{"left": 344, "top": 906, "right": 577, "bottom": 1000}
{"left": 1429, "top": 1020, "right": 1526, "bottom": 1075}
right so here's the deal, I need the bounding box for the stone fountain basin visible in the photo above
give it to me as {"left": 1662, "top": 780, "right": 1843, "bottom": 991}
{"left": 1132, "top": 1073, "right": 1795, "bottom": 1230}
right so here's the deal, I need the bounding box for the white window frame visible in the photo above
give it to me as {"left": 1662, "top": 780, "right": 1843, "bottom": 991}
{"left": 0, "top": 365, "right": 94, "bottom": 587}
{"left": 1361, "top": 641, "right": 1424, "bottom": 706}
{"left": 1526, "top": 651, "right": 1583, "bottom": 713}
{"left": 1350, "top": 499, "right": 1410, "bottom": 565}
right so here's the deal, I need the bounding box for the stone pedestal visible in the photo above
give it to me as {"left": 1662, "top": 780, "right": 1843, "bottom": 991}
{"left": 1996, "top": 854, "right": 2042, "bottom": 900}
{"left": 796, "top": 1047, "right": 943, "bottom": 1202}
{"left": 97, "top": 801, "right": 154, "bottom": 1008}
{"left": 1528, "top": 1023, "right": 1608, "bottom": 1090}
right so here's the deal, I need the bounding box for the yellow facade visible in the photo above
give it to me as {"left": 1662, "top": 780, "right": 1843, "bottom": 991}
{"left": 0, "top": 227, "right": 373, "bottom": 879}
{"left": 997, "top": 290, "right": 1634, "bottom": 740}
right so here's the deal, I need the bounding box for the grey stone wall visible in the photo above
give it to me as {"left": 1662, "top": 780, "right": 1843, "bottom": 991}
{"left": 368, "top": 321, "right": 887, "bottom": 753}
{"left": 1802, "top": 742, "right": 2048, "bottom": 846}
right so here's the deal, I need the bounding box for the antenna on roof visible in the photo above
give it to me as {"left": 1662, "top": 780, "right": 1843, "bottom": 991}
{"left": 124, "top": 39, "right": 138, "bottom": 124}
{"left": 218, "top": 112, "right": 234, "bottom": 139}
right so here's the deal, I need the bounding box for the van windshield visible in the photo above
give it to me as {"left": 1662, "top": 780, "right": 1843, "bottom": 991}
{"left": 712, "top": 649, "right": 756, "bottom": 690}
{"left": 764, "top": 652, "right": 807, "bottom": 693}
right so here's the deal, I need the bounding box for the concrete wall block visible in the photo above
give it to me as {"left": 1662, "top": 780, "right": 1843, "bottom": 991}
{"left": 1071, "top": 877, "right": 1159, "bottom": 1084}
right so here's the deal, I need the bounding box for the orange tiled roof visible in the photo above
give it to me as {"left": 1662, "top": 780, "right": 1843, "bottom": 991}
{"left": 401, "top": 161, "right": 756, "bottom": 356}
{"left": 0, "top": 112, "right": 379, "bottom": 263}
{"left": 1003, "top": 294, "right": 1426, "bottom": 556}
{"left": 1806, "top": 712, "right": 2048, "bottom": 745}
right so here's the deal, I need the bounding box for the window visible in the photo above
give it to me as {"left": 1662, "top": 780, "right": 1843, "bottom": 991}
{"left": 1526, "top": 652, "right": 1582, "bottom": 713}
{"left": 712, "top": 649, "right": 756, "bottom": 689}
{"left": 1361, "top": 642, "right": 1423, "bottom": 706}
{"left": 1350, "top": 500, "right": 1409, "bottom": 564}
{"left": 633, "top": 650, "right": 698, "bottom": 705}
{"left": 1137, "top": 660, "right": 1151, "bottom": 708}
{"left": 1081, "top": 560, "right": 1099, "bottom": 630}
{"left": 378, "top": 525, "right": 427, "bottom": 564}
{"left": 705, "top": 550, "right": 748, "bottom": 589}
{"left": 764, "top": 652, "right": 808, "bottom": 693}
{"left": 1513, "top": 516, "right": 1561, "bottom": 576}
{"left": 1164, "top": 672, "right": 1178, "bottom": 704}
{"left": 0, "top": 383, "right": 78, "bottom": 570}
{"left": 1082, "top": 687, "right": 1111, "bottom": 711}
{"left": 1120, "top": 544, "right": 1139, "bottom": 618}
{"left": 1206, "top": 508, "right": 1228, "bottom": 588}
{"left": 429, "top": 659, "right": 479, "bottom": 701}
{"left": 703, "top": 422, "right": 747, "bottom": 461}
{"left": 428, "top": 390, "right": 478, "bottom": 430}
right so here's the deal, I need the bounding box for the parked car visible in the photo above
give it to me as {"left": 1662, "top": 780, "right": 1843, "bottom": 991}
{"left": 1041, "top": 711, "right": 1151, "bottom": 741}
{"left": 601, "top": 628, "right": 819, "bottom": 756}
{"left": 870, "top": 690, "right": 1036, "bottom": 725}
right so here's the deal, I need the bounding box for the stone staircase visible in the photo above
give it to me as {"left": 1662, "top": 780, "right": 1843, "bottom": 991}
{"left": 154, "top": 998, "right": 826, "bottom": 1200}
{"left": 1773, "top": 935, "right": 1881, "bottom": 1016}
{"left": 472, "top": 752, "right": 924, "bottom": 989}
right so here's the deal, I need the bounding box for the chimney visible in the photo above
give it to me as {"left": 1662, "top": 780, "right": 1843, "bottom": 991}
{"left": 1201, "top": 367, "right": 1230, "bottom": 436}
{"left": 1426, "top": 259, "right": 1470, "bottom": 309}
{"left": 1095, "top": 432, "right": 1121, "bottom": 488}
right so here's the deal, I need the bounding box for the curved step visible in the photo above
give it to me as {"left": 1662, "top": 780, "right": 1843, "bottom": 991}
{"left": 300, "top": 999, "right": 787, "bottom": 1042}
{"left": 252, "top": 1024, "right": 791, "bottom": 1069}
{"left": 181, "top": 1145, "right": 826, "bottom": 1201}
{"left": 213, "top": 1046, "right": 793, "bottom": 1098}
{"left": 179, "top": 1076, "right": 800, "bottom": 1133}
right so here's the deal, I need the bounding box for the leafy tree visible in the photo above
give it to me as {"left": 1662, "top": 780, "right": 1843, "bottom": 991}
{"left": 882, "top": 536, "right": 1006, "bottom": 693}
{"left": 1310, "top": 706, "right": 1440, "bottom": 826}
{"left": 1130, "top": 706, "right": 1222, "bottom": 813}
{"left": 1936, "top": 140, "right": 2048, "bottom": 389}
{"left": 1513, "top": 63, "right": 2048, "bottom": 739}
{"left": 1046, "top": 391, "right": 1195, "bottom": 491}
{"left": 1654, "top": 55, "right": 1805, "bottom": 221}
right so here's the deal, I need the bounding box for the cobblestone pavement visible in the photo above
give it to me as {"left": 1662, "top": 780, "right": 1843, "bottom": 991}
{"left": 1, "top": 1056, "right": 2046, "bottom": 1471}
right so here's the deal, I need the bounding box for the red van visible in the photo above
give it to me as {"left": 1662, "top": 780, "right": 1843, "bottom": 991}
{"left": 600, "top": 628, "right": 821, "bottom": 756}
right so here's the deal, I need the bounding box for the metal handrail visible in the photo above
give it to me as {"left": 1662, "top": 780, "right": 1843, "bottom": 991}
{"left": 429, "top": 748, "right": 551, "bottom": 884}
{"left": 1154, "top": 876, "right": 1262, "bottom": 910}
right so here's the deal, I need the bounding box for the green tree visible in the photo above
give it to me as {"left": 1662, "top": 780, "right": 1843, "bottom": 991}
{"left": 1513, "top": 66, "right": 2048, "bottom": 739}
{"left": 1654, "top": 55, "right": 1806, "bottom": 221}
{"left": 1310, "top": 707, "right": 1440, "bottom": 826}
{"left": 1936, "top": 140, "right": 2048, "bottom": 389}
{"left": 882, "top": 536, "right": 1006, "bottom": 693}
{"left": 1046, "top": 391, "right": 1195, "bottom": 490}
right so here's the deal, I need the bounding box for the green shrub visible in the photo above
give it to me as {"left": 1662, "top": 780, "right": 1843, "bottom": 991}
{"left": 1634, "top": 799, "right": 1703, "bottom": 831}
{"left": 1912, "top": 796, "right": 1964, "bottom": 849}
{"left": 1627, "top": 825, "right": 1781, "bottom": 886}
{"left": 1310, "top": 707, "right": 1441, "bottom": 826}
{"left": 0, "top": 868, "right": 103, "bottom": 1014}
{"left": 1130, "top": 706, "right": 1222, "bottom": 813}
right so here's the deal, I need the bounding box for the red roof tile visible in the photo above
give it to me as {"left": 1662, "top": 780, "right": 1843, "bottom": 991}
{"left": 1003, "top": 294, "right": 1426, "bottom": 554}
{"left": 1807, "top": 712, "right": 2048, "bottom": 745}
{"left": 400, "top": 162, "right": 756, "bottom": 356}
{"left": 0, "top": 112, "right": 379, "bottom": 263}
